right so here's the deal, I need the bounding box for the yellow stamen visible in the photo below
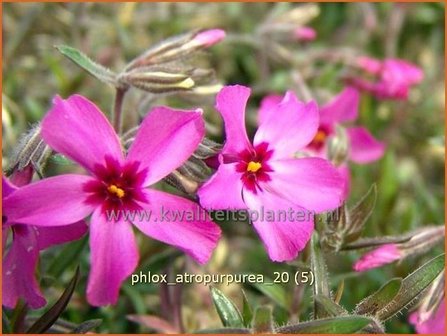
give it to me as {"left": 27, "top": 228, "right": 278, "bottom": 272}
{"left": 313, "top": 130, "right": 327, "bottom": 144}
{"left": 247, "top": 161, "right": 262, "bottom": 173}
{"left": 107, "top": 184, "right": 125, "bottom": 198}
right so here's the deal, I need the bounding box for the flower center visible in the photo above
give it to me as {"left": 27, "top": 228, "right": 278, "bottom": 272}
{"left": 247, "top": 161, "right": 262, "bottom": 173}
{"left": 308, "top": 126, "right": 331, "bottom": 151}
{"left": 107, "top": 184, "right": 125, "bottom": 198}
{"left": 235, "top": 142, "right": 273, "bottom": 193}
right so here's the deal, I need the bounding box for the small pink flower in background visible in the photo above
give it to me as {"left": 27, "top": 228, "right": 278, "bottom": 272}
{"left": 409, "top": 299, "right": 445, "bottom": 334}
{"left": 2, "top": 176, "right": 87, "bottom": 309}
{"left": 193, "top": 29, "right": 226, "bottom": 47}
{"left": 353, "top": 244, "right": 402, "bottom": 272}
{"left": 4, "top": 95, "right": 221, "bottom": 306}
{"left": 259, "top": 87, "right": 385, "bottom": 197}
{"left": 293, "top": 26, "right": 317, "bottom": 42}
{"left": 198, "top": 85, "right": 345, "bottom": 262}
{"left": 353, "top": 56, "right": 424, "bottom": 100}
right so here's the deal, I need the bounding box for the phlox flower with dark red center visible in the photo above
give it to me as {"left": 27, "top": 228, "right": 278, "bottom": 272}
{"left": 3, "top": 95, "right": 221, "bottom": 306}
{"left": 2, "top": 176, "right": 87, "bottom": 309}
{"left": 259, "top": 87, "right": 385, "bottom": 197}
{"left": 353, "top": 56, "right": 424, "bottom": 100}
{"left": 352, "top": 244, "right": 402, "bottom": 272}
{"left": 198, "top": 85, "right": 345, "bottom": 262}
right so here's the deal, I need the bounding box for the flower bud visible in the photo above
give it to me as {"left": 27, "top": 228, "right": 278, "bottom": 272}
{"left": 327, "top": 125, "right": 349, "bottom": 167}
{"left": 192, "top": 29, "right": 226, "bottom": 48}
{"left": 293, "top": 26, "right": 317, "bottom": 42}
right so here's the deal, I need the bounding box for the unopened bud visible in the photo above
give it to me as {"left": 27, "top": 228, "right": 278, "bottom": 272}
{"left": 293, "top": 26, "right": 317, "bottom": 42}
{"left": 192, "top": 29, "right": 226, "bottom": 48}
{"left": 6, "top": 124, "right": 52, "bottom": 178}
{"left": 328, "top": 125, "right": 349, "bottom": 167}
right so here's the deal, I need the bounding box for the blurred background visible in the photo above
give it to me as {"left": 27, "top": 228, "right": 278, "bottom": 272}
{"left": 2, "top": 2, "right": 445, "bottom": 333}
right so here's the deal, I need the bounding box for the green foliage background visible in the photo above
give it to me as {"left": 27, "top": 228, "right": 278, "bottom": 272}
{"left": 2, "top": 2, "right": 445, "bottom": 334}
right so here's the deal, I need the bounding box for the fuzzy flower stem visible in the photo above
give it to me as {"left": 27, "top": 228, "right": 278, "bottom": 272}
{"left": 112, "top": 87, "right": 128, "bottom": 134}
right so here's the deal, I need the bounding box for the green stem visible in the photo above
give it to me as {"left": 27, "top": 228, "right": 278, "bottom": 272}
{"left": 112, "top": 88, "right": 127, "bottom": 134}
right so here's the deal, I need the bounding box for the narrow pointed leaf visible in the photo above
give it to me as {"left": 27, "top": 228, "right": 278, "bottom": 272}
{"left": 252, "top": 280, "right": 289, "bottom": 310}
{"left": 276, "top": 315, "right": 373, "bottom": 334}
{"left": 252, "top": 306, "right": 273, "bottom": 333}
{"left": 193, "top": 327, "right": 250, "bottom": 334}
{"left": 55, "top": 45, "right": 118, "bottom": 86}
{"left": 241, "top": 290, "right": 253, "bottom": 327}
{"left": 71, "top": 319, "right": 102, "bottom": 333}
{"left": 355, "top": 278, "right": 402, "bottom": 315}
{"left": 376, "top": 254, "right": 445, "bottom": 321}
{"left": 346, "top": 184, "right": 377, "bottom": 241}
{"left": 341, "top": 235, "right": 411, "bottom": 251}
{"left": 26, "top": 267, "right": 80, "bottom": 333}
{"left": 47, "top": 237, "right": 87, "bottom": 277}
{"left": 314, "top": 295, "right": 348, "bottom": 317}
{"left": 210, "top": 286, "right": 243, "bottom": 328}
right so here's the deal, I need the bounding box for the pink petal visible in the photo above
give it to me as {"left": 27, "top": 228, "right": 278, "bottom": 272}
{"left": 3, "top": 174, "right": 95, "bottom": 226}
{"left": 293, "top": 26, "right": 317, "bottom": 41}
{"left": 2, "top": 225, "right": 46, "bottom": 309}
{"left": 194, "top": 29, "right": 226, "bottom": 47}
{"left": 320, "top": 87, "right": 360, "bottom": 124}
{"left": 41, "top": 95, "right": 123, "bottom": 173}
{"left": 198, "top": 162, "right": 246, "bottom": 210}
{"left": 338, "top": 164, "right": 351, "bottom": 200}
{"left": 35, "top": 221, "right": 88, "bottom": 251}
{"left": 216, "top": 85, "right": 253, "bottom": 155}
{"left": 87, "top": 209, "right": 139, "bottom": 306}
{"left": 353, "top": 244, "right": 401, "bottom": 272}
{"left": 257, "top": 95, "right": 282, "bottom": 126}
{"left": 127, "top": 107, "right": 205, "bottom": 186}
{"left": 347, "top": 127, "right": 385, "bottom": 164}
{"left": 356, "top": 56, "right": 382, "bottom": 75}
{"left": 254, "top": 92, "right": 319, "bottom": 160}
{"left": 268, "top": 158, "right": 345, "bottom": 213}
{"left": 409, "top": 300, "right": 445, "bottom": 334}
{"left": 2, "top": 176, "right": 17, "bottom": 198}
{"left": 382, "top": 59, "right": 424, "bottom": 86}
{"left": 133, "top": 189, "right": 221, "bottom": 264}
{"left": 243, "top": 189, "right": 314, "bottom": 261}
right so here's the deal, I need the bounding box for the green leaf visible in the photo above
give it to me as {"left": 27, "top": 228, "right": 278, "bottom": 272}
{"left": 193, "top": 327, "right": 250, "bottom": 334}
{"left": 210, "top": 287, "right": 244, "bottom": 328}
{"left": 346, "top": 184, "right": 377, "bottom": 242}
{"left": 55, "top": 45, "right": 118, "bottom": 86}
{"left": 252, "top": 280, "right": 289, "bottom": 310}
{"left": 314, "top": 295, "right": 348, "bottom": 317}
{"left": 47, "top": 237, "right": 87, "bottom": 278}
{"left": 276, "top": 315, "right": 373, "bottom": 334}
{"left": 71, "top": 319, "right": 102, "bottom": 333}
{"left": 252, "top": 306, "right": 273, "bottom": 333}
{"left": 341, "top": 235, "right": 411, "bottom": 251}
{"left": 26, "top": 267, "right": 80, "bottom": 334}
{"left": 355, "top": 278, "right": 402, "bottom": 315}
{"left": 376, "top": 254, "right": 445, "bottom": 321}
{"left": 241, "top": 290, "right": 253, "bottom": 327}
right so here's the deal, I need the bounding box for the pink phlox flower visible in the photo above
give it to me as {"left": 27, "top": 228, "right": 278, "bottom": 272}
{"left": 3, "top": 95, "right": 221, "bottom": 306}
{"left": 2, "top": 176, "right": 87, "bottom": 309}
{"left": 199, "top": 85, "right": 345, "bottom": 262}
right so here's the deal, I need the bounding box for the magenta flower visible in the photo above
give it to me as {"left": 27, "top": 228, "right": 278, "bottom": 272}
{"left": 2, "top": 176, "right": 87, "bottom": 309}
{"left": 353, "top": 244, "right": 402, "bottom": 272}
{"left": 259, "top": 87, "right": 385, "bottom": 197}
{"left": 409, "top": 299, "right": 446, "bottom": 334}
{"left": 4, "top": 95, "right": 221, "bottom": 306}
{"left": 353, "top": 56, "right": 424, "bottom": 100}
{"left": 293, "top": 27, "right": 317, "bottom": 42}
{"left": 198, "top": 85, "right": 345, "bottom": 261}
